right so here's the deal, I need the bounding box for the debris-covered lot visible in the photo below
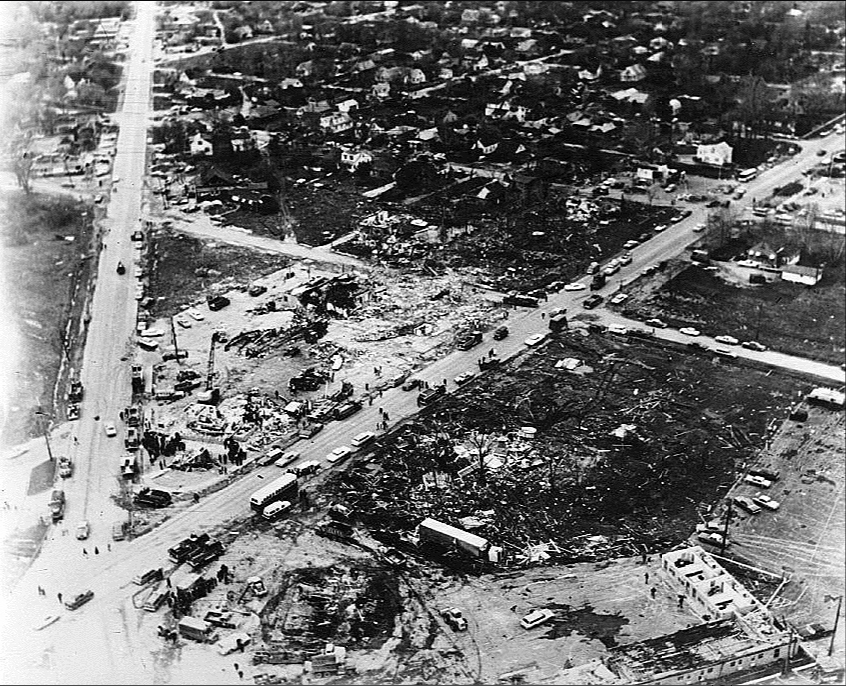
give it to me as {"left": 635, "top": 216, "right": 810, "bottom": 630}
{"left": 319, "top": 330, "right": 809, "bottom": 561}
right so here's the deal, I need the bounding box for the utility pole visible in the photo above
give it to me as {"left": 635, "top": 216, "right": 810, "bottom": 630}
{"left": 828, "top": 595, "right": 842, "bottom": 657}
{"left": 720, "top": 499, "right": 732, "bottom": 557}
{"left": 35, "top": 410, "right": 55, "bottom": 461}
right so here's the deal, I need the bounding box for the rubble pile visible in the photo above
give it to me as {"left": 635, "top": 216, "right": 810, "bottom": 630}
{"left": 320, "top": 331, "right": 805, "bottom": 564}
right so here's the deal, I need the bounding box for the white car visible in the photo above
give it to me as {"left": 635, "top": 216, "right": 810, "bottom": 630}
{"left": 104, "top": 422, "right": 117, "bottom": 437}
{"left": 619, "top": 253, "right": 633, "bottom": 265}
{"left": 697, "top": 531, "right": 725, "bottom": 546}
{"left": 138, "top": 328, "right": 165, "bottom": 338}
{"left": 715, "top": 335, "right": 739, "bottom": 345}
{"left": 653, "top": 224, "right": 668, "bottom": 232}
{"left": 563, "top": 282, "right": 587, "bottom": 291}
{"left": 679, "top": 327, "right": 701, "bottom": 337}
{"left": 75, "top": 521, "right": 90, "bottom": 540}
{"left": 745, "top": 474, "right": 772, "bottom": 489}
{"left": 524, "top": 333, "right": 547, "bottom": 347}
{"left": 454, "top": 371, "right": 476, "bottom": 385}
{"left": 351, "top": 431, "right": 377, "bottom": 448}
{"left": 645, "top": 318, "right": 668, "bottom": 328}
{"left": 175, "top": 317, "right": 191, "bottom": 329}
{"left": 327, "top": 446, "right": 353, "bottom": 464}
{"left": 692, "top": 223, "right": 706, "bottom": 233}
{"left": 753, "top": 494, "right": 780, "bottom": 511}
{"left": 186, "top": 309, "right": 205, "bottom": 321}
{"left": 520, "top": 608, "right": 555, "bottom": 630}
{"left": 274, "top": 451, "right": 300, "bottom": 468}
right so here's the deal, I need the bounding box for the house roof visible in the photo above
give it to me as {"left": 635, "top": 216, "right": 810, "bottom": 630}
{"left": 781, "top": 264, "right": 821, "bottom": 277}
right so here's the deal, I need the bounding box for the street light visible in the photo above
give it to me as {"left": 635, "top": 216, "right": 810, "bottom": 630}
{"left": 33, "top": 409, "right": 55, "bottom": 462}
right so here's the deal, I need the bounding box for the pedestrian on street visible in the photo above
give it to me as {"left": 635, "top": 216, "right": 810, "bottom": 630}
{"left": 234, "top": 664, "right": 239, "bottom": 673}
{"left": 678, "top": 594, "right": 685, "bottom": 609}
{"left": 94, "top": 546, "right": 99, "bottom": 555}
{"left": 107, "top": 543, "right": 111, "bottom": 552}
{"left": 644, "top": 572, "right": 649, "bottom": 584}
{"left": 650, "top": 587, "right": 657, "bottom": 599}
{"left": 58, "top": 593, "right": 63, "bottom": 604}
{"left": 82, "top": 548, "right": 88, "bottom": 556}
{"left": 384, "top": 412, "right": 389, "bottom": 421}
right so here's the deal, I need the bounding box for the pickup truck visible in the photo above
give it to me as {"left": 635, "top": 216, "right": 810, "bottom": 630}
{"left": 417, "top": 385, "right": 446, "bottom": 406}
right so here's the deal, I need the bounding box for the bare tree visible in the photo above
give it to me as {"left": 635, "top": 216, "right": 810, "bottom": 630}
{"left": 466, "top": 430, "right": 494, "bottom": 485}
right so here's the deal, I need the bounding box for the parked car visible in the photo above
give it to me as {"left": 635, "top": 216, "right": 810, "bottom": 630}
{"left": 454, "top": 371, "right": 476, "bottom": 385}
{"left": 524, "top": 333, "right": 547, "bottom": 347}
{"left": 288, "top": 460, "right": 320, "bottom": 476}
{"left": 619, "top": 253, "right": 633, "bottom": 265}
{"left": 645, "top": 318, "right": 668, "bottom": 329}
{"left": 692, "top": 223, "right": 707, "bottom": 233}
{"left": 563, "top": 282, "right": 587, "bottom": 291}
{"left": 75, "top": 521, "right": 90, "bottom": 540}
{"left": 697, "top": 531, "right": 726, "bottom": 546}
{"left": 492, "top": 326, "right": 509, "bottom": 340}
{"left": 741, "top": 341, "right": 767, "bottom": 352}
{"left": 112, "top": 521, "right": 127, "bottom": 541}
{"left": 298, "top": 423, "right": 323, "bottom": 439}
{"left": 248, "top": 284, "right": 267, "bottom": 297}
{"left": 733, "top": 496, "right": 762, "bottom": 514}
{"left": 679, "top": 327, "right": 701, "bottom": 337}
{"left": 582, "top": 294, "right": 604, "bottom": 309}
{"left": 64, "top": 590, "right": 94, "bottom": 611}
{"left": 752, "top": 494, "right": 780, "bottom": 511}
{"left": 715, "top": 335, "right": 739, "bottom": 345}
{"left": 274, "top": 451, "right": 300, "bottom": 468}
{"left": 350, "top": 432, "right": 376, "bottom": 448}
{"left": 653, "top": 224, "right": 668, "bottom": 232}
{"left": 520, "top": 608, "right": 555, "bottom": 630}
{"left": 401, "top": 378, "right": 423, "bottom": 391}
{"left": 623, "top": 240, "right": 639, "bottom": 250}
{"left": 327, "top": 446, "right": 353, "bottom": 464}
{"left": 745, "top": 474, "right": 772, "bottom": 489}
{"left": 104, "top": 422, "right": 117, "bottom": 437}
{"left": 441, "top": 608, "right": 468, "bottom": 631}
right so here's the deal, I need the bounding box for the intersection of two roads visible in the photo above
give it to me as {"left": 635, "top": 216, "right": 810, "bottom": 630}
{"left": 1, "top": 2, "right": 844, "bottom": 681}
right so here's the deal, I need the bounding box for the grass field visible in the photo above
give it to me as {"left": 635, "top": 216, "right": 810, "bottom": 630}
{"left": 0, "top": 191, "right": 95, "bottom": 448}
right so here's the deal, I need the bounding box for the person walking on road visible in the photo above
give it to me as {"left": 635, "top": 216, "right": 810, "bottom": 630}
{"left": 57, "top": 592, "right": 63, "bottom": 604}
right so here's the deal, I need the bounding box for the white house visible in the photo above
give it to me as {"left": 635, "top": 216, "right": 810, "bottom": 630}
{"left": 372, "top": 82, "right": 390, "bottom": 99}
{"left": 189, "top": 133, "right": 213, "bottom": 157}
{"left": 408, "top": 68, "right": 426, "bottom": 85}
{"left": 439, "top": 67, "right": 454, "bottom": 80}
{"left": 696, "top": 141, "right": 733, "bottom": 166}
{"left": 279, "top": 77, "right": 303, "bottom": 89}
{"left": 780, "top": 264, "right": 823, "bottom": 286}
{"left": 336, "top": 98, "right": 359, "bottom": 113}
{"left": 340, "top": 147, "right": 373, "bottom": 171}
{"left": 319, "top": 112, "right": 353, "bottom": 134}
{"left": 620, "top": 63, "right": 647, "bottom": 82}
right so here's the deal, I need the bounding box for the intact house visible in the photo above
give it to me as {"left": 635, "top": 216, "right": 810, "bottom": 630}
{"left": 780, "top": 263, "right": 823, "bottom": 286}
{"left": 336, "top": 98, "right": 359, "bottom": 114}
{"left": 696, "top": 141, "right": 733, "bottom": 166}
{"left": 372, "top": 82, "right": 391, "bottom": 99}
{"left": 620, "top": 63, "right": 647, "bottom": 82}
{"left": 320, "top": 112, "right": 353, "bottom": 135}
{"left": 189, "top": 133, "right": 214, "bottom": 157}
{"left": 339, "top": 147, "right": 373, "bottom": 171}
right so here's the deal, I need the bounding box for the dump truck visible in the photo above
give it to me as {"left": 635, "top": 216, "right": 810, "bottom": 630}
{"left": 416, "top": 517, "right": 490, "bottom": 558}
{"left": 168, "top": 533, "right": 210, "bottom": 564}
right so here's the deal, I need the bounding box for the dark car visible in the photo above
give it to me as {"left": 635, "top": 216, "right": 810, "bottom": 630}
{"left": 298, "top": 423, "right": 323, "bottom": 439}
{"left": 207, "top": 295, "right": 230, "bottom": 311}
{"left": 248, "top": 285, "right": 267, "bottom": 297}
{"left": 582, "top": 294, "right": 604, "bottom": 309}
{"left": 492, "top": 326, "right": 509, "bottom": 340}
{"left": 401, "top": 378, "right": 423, "bottom": 391}
{"left": 706, "top": 199, "right": 720, "bottom": 208}
{"left": 65, "top": 590, "right": 94, "bottom": 610}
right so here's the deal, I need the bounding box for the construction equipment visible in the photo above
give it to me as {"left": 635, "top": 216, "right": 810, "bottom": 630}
{"left": 197, "top": 332, "right": 220, "bottom": 405}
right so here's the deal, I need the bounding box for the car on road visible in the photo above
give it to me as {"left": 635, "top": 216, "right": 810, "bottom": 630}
{"left": 524, "top": 333, "right": 548, "bottom": 347}
{"left": 734, "top": 188, "right": 746, "bottom": 199}
{"left": 713, "top": 347, "right": 738, "bottom": 359}
{"left": 175, "top": 317, "right": 191, "bottom": 329}
{"left": 645, "top": 318, "right": 668, "bottom": 328}
{"left": 492, "top": 326, "right": 509, "bottom": 340}
{"left": 563, "top": 282, "right": 587, "bottom": 291}
{"left": 288, "top": 460, "right": 320, "bottom": 477}
{"left": 679, "top": 327, "right": 701, "bottom": 337}
{"left": 351, "top": 431, "right": 377, "bottom": 449}
{"left": 454, "top": 371, "right": 476, "bottom": 385}
{"left": 664, "top": 183, "right": 676, "bottom": 193}
{"left": 104, "top": 422, "right": 117, "bottom": 437}
{"left": 817, "top": 149, "right": 827, "bottom": 156}
{"left": 744, "top": 474, "right": 772, "bottom": 489}
{"left": 248, "top": 284, "right": 267, "bottom": 297}
{"left": 441, "top": 608, "right": 468, "bottom": 631}
{"left": 186, "top": 308, "right": 205, "bottom": 321}
{"left": 274, "top": 451, "right": 300, "bottom": 468}
{"left": 298, "top": 423, "right": 323, "bottom": 439}
{"left": 693, "top": 223, "right": 707, "bottom": 233}
{"left": 112, "top": 521, "right": 127, "bottom": 541}
{"left": 401, "top": 378, "right": 423, "bottom": 391}
{"left": 653, "top": 224, "right": 668, "bottom": 232}
{"left": 75, "top": 521, "right": 90, "bottom": 540}
{"left": 520, "top": 608, "right": 555, "bottom": 630}
{"left": 705, "top": 199, "right": 720, "bottom": 208}
{"left": 327, "top": 446, "right": 353, "bottom": 464}
{"left": 714, "top": 335, "right": 739, "bottom": 345}
{"left": 582, "top": 294, "right": 604, "bottom": 309}
{"left": 623, "top": 240, "right": 639, "bottom": 250}
{"left": 619, "top": 253, "right": 633, "bottom": 265}
{"left": 741, "top": 341, "right": 767, "bottom": 352}
{"left": 752, "top": 494, "right": 780, "bottom": 511}
{"left": 64, "top": 590, "right": 94, "bottom": 611}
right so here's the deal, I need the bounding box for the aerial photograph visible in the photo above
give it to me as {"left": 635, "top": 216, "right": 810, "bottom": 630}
{"left": 0, "top": 0, "right": 844, "bottom": 683}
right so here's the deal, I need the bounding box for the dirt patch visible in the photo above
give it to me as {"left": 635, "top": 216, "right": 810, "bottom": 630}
{"left": 26, "top": 459, "right": 56, "bottom": 496}
{"left": 147, "top": 229, "right": 292, "bottom": 318}
{"left": 542, "top": 603, "right": 629, "bottom": 648}
{"left": 616, "top": 260, "right": 846, "bottom": 364}
{"left": 0, "top": 190, "right": 97, "bottom": 447}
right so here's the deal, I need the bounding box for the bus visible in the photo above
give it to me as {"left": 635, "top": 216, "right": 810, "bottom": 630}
{"left": 737, "top": 168, "right": 758, "bottom": 182}
{"left": 250, "top": 473, "right": 298, "bottom": 512}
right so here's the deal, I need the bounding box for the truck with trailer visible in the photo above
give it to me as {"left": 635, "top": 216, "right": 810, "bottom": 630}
{"left": 416, "top": 517, "right": 490, "bottom": 559}
{"left": 503, "top": 292, "right": 540, "bottom": 308}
